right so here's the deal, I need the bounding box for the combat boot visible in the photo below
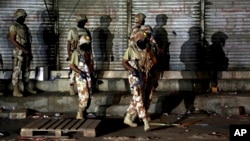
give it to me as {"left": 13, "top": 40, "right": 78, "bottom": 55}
{"left": 13, "top": 85, "right": 23, "bottom": 97}
{"left": 142, "top": 117, "right": 150, "bottom": 132}
{"left": 69, "top": 84, "right": 75, "bottom": 95}
{"left": 124, "top": 112, "right": 137, "bottom": 127}
{"left": 25, "top": 87, "right": 37, "bottom": 94}
{"left": 131, "top": 112, "right": 138, "bottom": 122}
{"left": 76, "top": 111, "right": 83, "bottom": 119}
{"left": 76, "top": 107, "right": 85, "bottom": 119}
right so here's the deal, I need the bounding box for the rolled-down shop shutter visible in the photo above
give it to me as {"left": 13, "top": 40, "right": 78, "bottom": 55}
{"left": 0, "top": 0, "right": 56, "bottom": 70}
{"left": 58, "top": 0, "right": 128, "bottom": 70}
{"left": 132, "top": 0, "right": 201, "bottom": 70}
{"left": 205, "top": 0, "right": 250, "bottom": 70}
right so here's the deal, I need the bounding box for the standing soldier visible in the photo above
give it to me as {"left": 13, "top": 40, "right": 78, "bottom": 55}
{"left": 69, "top": 14, "right": 94, "bottom": 119}
{"left": 122, "top": 30, "right": 157, "bottom": 131}
{"left": 67, "top": 15, "right": 94, "bottom": 95}
{"left": 128, "top": 13, "right": 157, "bottom": 122}
{"left": 9, "top": 9, "right": 37, "bottom": 97}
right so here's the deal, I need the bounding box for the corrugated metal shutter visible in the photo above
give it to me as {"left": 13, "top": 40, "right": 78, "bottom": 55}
{"left": 204, "top": 0, "right": 250, "bottom": 70}
{"left": 58, "top": 0, "right": 128, "bottom": 70}
{"left": 0, "top": 0, "right": 56, "bottom": 70}
{"left": 132, "top": 0, "right": 201, "bottom": 70}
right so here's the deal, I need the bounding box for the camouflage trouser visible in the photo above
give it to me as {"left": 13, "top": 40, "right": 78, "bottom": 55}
{"left": 75, "top": 74, "right": 92, "bottom": 108}
{"left": 12, "top": 49, "right": 30, "bottom": 86}
{"left": 127, "top": 74, "right": 147, "bottom": 118}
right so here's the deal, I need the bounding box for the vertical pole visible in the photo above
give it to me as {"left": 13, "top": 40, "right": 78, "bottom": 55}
{"left": 127, "top": 0, "right": 132, "bottom": 46}
{"left": 54, "top": 0, "right": 60, "bottom": 70}
{"left": 201, "top": 0, "right": 205, "bottom": 45}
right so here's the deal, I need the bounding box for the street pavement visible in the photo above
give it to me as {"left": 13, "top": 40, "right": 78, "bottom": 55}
{"left": 1, "top": 110, "right": 250, "bottom": 141}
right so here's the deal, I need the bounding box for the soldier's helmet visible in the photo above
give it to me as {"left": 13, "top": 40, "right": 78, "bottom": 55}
{"left": 134, "top": 13, "right": 146, "bottom": 23}
{"left": 76, "top": 14, "right": 88, "bottom": 23}
{"left": 14, "top": 9, "right": 27, "bottom": 19}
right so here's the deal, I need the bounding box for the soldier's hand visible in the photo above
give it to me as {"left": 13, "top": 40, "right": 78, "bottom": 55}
{"left": 80, "top": 71, "right": 88, "bottom": 79}
{"left": 23, "top": 48, "right": 29, "bottom": 54}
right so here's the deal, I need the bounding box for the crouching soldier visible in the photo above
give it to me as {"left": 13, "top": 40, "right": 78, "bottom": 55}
{"left": 69, "top": 30, "right": 93, "bottom": 119}
{"left": 122, "top": 30, "right": 157, "bottom": 131}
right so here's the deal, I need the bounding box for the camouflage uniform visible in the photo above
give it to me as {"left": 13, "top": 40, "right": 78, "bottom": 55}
{"left": 123, "top": 31, "right": 157, "bottom": 131}
{"left": 70, "top": 45, "right": 92, "bottom": 108}
{"left": 9, "top": 9, "right": 36, "bottom": 97}
{"left": 67, "top": 15, "right": 93, "bottom": 95}
{"left": 129, "top": 13, "right": 157, "bottom": 112}
{"left": 69, "top": 15, "right": 94, "bottom": 119}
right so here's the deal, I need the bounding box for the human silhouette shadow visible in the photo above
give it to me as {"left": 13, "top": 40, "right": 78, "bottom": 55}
{"left": 205, "top": 31, "right": 229, "bottom": 92}
{"left": 179, "top": 26, "right": 209, "bottom": 112}
{"left": 36, "top": 10, "right": 57, "bottom": 66}
{"left": 152, "top": 14, "right": 170, "bottom": 72}
{"left": 92, "top": 15, "right": 114, "bottom": 70}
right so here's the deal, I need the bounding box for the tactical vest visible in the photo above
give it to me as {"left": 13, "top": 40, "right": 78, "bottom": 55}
{"left": 77, "top": 50, "right": 90, "bottom": 76}
{"left": 11, "top": 22, "right": 31, "bottom": 47}
{"left": 129, "top": 44, "right": 156, "bottom": 73}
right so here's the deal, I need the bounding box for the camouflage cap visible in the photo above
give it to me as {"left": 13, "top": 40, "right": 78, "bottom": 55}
{"left": 14, "top": 9, "right": 27, "bottom": 19}
{"left": 134, "top": 13, "right": 146, "bottom": 23}
{"left": 76, "top": 14, "right": 88, "bottom": 23}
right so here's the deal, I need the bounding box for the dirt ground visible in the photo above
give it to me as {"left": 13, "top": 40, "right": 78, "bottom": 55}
{"left": 0, "top": 111, "right": 250, "bottom": 141}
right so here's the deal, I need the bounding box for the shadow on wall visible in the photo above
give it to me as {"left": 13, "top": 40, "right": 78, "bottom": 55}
{"left": 167, "top": 26, "right": 230, "bottom": 113}
{"left": 152, "top": 14, "right": 170, "bottom": 71}
{"left": 206, "top": 31, "right": 229, "bottom": 91}
{"left": 92, "top": 15, "right": 114, "bottom": 70}
{"left": 36, "top": 10, "right": 57, "bottom": 66}
{"left": 0, "top": 15, "right": 13, "bottom": 69}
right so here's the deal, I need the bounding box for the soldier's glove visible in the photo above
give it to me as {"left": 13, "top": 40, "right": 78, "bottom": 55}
{"left": 132, "top": 69, "right": 139, "bottom": 77}
{"left": 80, "top": 71, "right": 88, "bottom": 79}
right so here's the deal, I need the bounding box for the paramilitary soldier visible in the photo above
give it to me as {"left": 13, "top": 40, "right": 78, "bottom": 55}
{"left": 69, "top": 14, "right": 94, "bottom": 119}
{"left": 9, "top": 9, "right": 37, "bottom": 97}
{"left": 128, "top": 13, "right": 158, "bottom": 124}
{"left": 122, "top": 30, "right": 157, "bottom": 132}
{"left": 67, "top": 14, "right": 94, "bottom": 96}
